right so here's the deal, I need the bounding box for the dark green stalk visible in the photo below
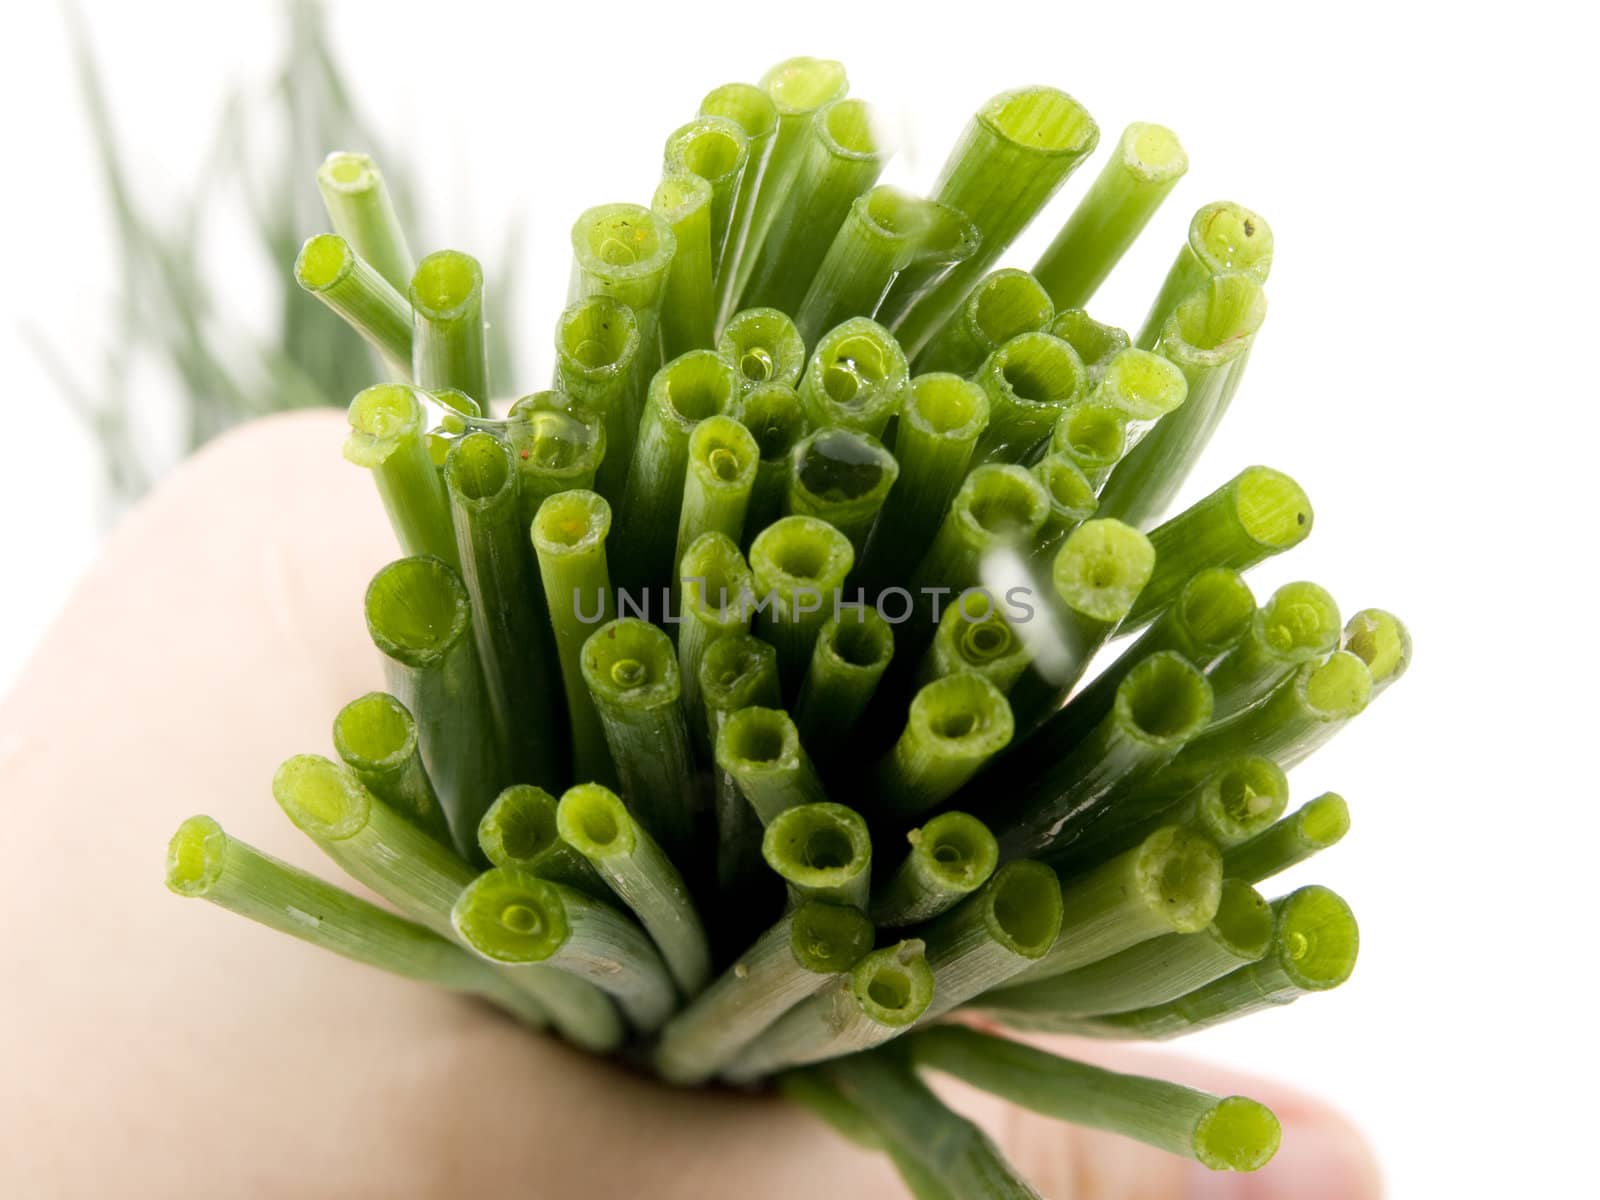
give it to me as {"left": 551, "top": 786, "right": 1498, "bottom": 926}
{"left": 699, "top": 82, "right": 779, "bottom": 302}
{"left": 916, "top": 269, "right": 1054, "bottom": 377}
{"left": 717, "top": 706, "right": 828, "bottom": 823}
{"left": 1206, "top": 583, "right": 1341, "bottom": 722}
{"left": 294, "top": 233, "right": 411, "bottom": 377}
{"left": 918, "top": 591, "right": 1032, "bottom": 692}
{"left": 553, "top": 296, "right": 642, "bottom": 503}
{"left": 1136, "top": 201, "right": 1274, "bottom": 350}
{"left": 748, "top": 515, "right": 856, "bottom": 696}
{"left": 676, "top": 416, "right": 760, "bottom": 573}
{"left": 477, "top": 784, "right": 607, "bottom": 899}
{"left": 785, "top": 428, "right": 899, "bottom": 554}
{"left": 1343, "top": 609, "right": 1413, "bottom": 697}
{"left": 700, "top": 635, "right": 783, "bottom": 897}
{"left": 653, "top": 172, "right": 718, "bottom": 360}
{"left": 797, "top": 316, "right": 909, "bottom": 437}
{"left": 1049, "top": 309, "right": 1130, "bottom": 382}
{"left": 1224, "top": 792, "right": 1350, "bottom": 884}
{"left": 332, "top": 692, "right": 451, "bottom": 844}
{"left": 719, "top": 307, "right": 808, "bottom": 393}
{"left": 871, "top": 812, "right": 998, "bottom": 928}
{"left": 410, "top": 250, "right": 489, "bottom": 404}
{"left": 970, "top": 332, "right": 1088, "bottom": 464}
{"left": 727, "top": 381, "right": 809, "bottom": 541}
{"left": 762, "top": 801, "right": 873, "bottom": 908}
{"left": 1049, "top": 399, "right": 1127, "bottom": 487}
{"left": 664, "top": 114, "right": 751, "bottom": 280}
{"left": 677, "top": 532, "right": 755, "bottom": 749}
{"left": 316, "top": 151, "right": 414, "bottom": 293}
{"left": 878, "top": 672, "right": 1015, "bottom": 819}
{"left": 778, "top": 1069, "right": 885, "bottom": 1151}
{"left": 344, "top": 384, "right": 458, "bottom": 568}
{"left": 793, "top": 606, "right": 895, "bottom": 761}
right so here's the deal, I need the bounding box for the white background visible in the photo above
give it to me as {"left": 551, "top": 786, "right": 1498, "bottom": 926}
{"left": 2, "top": 1, "right": 1594, "bottom": 1195}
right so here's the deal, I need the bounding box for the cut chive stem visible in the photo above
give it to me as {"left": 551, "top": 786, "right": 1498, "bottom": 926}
{"left": 871, "top": 811, "right": 999, "bottom": 927}
{"left": 332, "top": 692, "right": 452, "bottom": 845}
{"left": 478, "top": 784, "right": 608, "bottom": 899}
{"left": 166, "top": 816, "right": 547, "bottom": 1028}
{"left": 316, "top": 151, "right": 414, "bottom": 294}
{"left": 877, "top": 672, "right": 1014, "bottom": 819}
{"left": 410, "top": 250, "right": 490, "bottom": 404}
{"left": 778, "top": 1068, "right": 885, "bottom": 1151}
{"left": 568, "top": 202, "right": 677, "bottom": 417}
{"left": 556, "top": 784, "right": 711, "bottom": 997}
{"left": 1032, "top": 122, "right": 1189, "bottom": 311}
{"left": 677, "top": 532, "right": 756, "bottom": 750}
{"left": 793, "top": 606, "right": 895, "bottom": 764}
{"left": 762, "top": 802, "right": 873, "bottom": 908}
{"left": 676, "top": 416, "right": 760, "bottom": 574}
{"left": 1030, "top": 452, "right": 1098, "bottom": 562}
{"left": 908, "top": 1026, "right": 1280, "bottom": 1173}
{"left": 505, "top": 390, "right": 607, "bottom": 516}
{"left": 970, "top": 332, "right": 1088, "bottom": 464}
{"left": 654, "top": 899, "right": 874, "bottom": 1084}
{"left": 699, "top": 82, "right": 780, "bottom": 305}
{"left": 553, "top": 297, "right": 643, "bottom": 503}
{"left": 785, "top": 427, "right": 900, "bottom": 554}
{"left": 909, "top": 464, "right": 1051, "bottom": 604}
{"left": 797, "top": 316, "right": 910, "bottom": 438}
{"left": 916, "top": 268, "right": 1054, "bottom": 377}
{"left": 727, "top": 381, "right": 810, "bottom": 541}
{"left": 1206, "top": 582, "right": 1342, "bottom": 723}
{"left": 1091, "top": 347, "right": 1190, "bottom": 437}
{"left": 1342, "top": 609, "right": 1412, "bottom": 697}
{"left": 531, "top": 490, "right": 619, "bottom": 789}
{"left": 748, "top": 516, "right": 856, "bottom": 696}
{"left": 719, "top": 307, "right": 808, "bottom": 393}
{"left": 869, "top": 202, "right": 983, "bottom": 336}
{"left": 1224, "top": 792, "right": 1350, "bottom": 884}
{"left": 1136, "top": 201, "right": 1274, "bottom": 351}
{"left": 580, "top": 618, "right": 698, "bottom": 861}
{"left": 663, "top": 114, "right": 752, "bottom": 281}
{"left": 344, "top": 384, "right": 459, "bottom": 568}
{"left": 1049, "top": 309, "right": 1131, "bottom": 382}
{"left": 294, "top": 233, "right": 412, "bottom": 377}
{"left": 917, "top": 590, "right": 1032, "bottom": 692}
{"left": 653, "top": 171, "right": 718, "bottom": 360}
{"left": 1048, "top": 398, "right": 1127, "bottom": 487}
{"left": 717, "top": 706, "right": 828, "bottom": 824}
{"left": 699, "top": 635, "right": 784, "bottom": 904}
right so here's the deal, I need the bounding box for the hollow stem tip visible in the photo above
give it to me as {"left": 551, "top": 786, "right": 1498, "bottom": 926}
{"left": 569, "top": 202, "right": 677, "bottom": 311}
{"left": 316, "top": 151, "right": 414, "bottom": 293}
{"left": 343, "top": 385, "right": 457, "bottom": 568}
{"left": 331, "top": 691, "right": 450, "bottom": 842}
{"left": 410, "top": 250, "right": 489, "bottom": 402}
{"left": 881, "top": 672, "right": 1015, "bottom": 818}
{"left": 762, "top": 802, "right": 873, "bottom": 908}
{"left": 294, "top": 233, "right": 412, "bottom": 375}
{"left": 1050, "top": 310, "right": 1130, "bottom": 381}
{"left": 794, "top": 606, "right": 896, "bottom": 752}
{"left": 798, "top": 317, "right": 910, "bottom": 438}
{"left": 787, "top": 427, "right": 900, "bottom": 552}
{"left": 748, "top": 515, "right": 856, "bottom": 692}
{"left": 918, "top": 268, "right": 1055, "bottom": 377}
{"left": 720, "top": 307, "right": 808, "bottom": 392}
{"left": 873, "top": 812, "right": 1000, "bottom": 927}
{"left": 1343, "top": 608, "right": 1412, "bottom": 695}
{"left": 1224, "top": 792, "right": 1350, "bottom": 884}
{"left": 972, "top": 332, "right": 1087, "bottom": 463}
{"left": 715, "top": 704, "right": 826, "bottom": 824}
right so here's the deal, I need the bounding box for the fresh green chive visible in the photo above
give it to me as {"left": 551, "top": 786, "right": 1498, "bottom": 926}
{"left": 917, "top": 268, "right": 1055, "bottom": 377}
{"left": 871, "top": 812, "right": 999, "bottom": 928}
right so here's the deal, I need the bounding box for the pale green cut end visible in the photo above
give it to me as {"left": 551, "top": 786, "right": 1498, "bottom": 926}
{"left": 478, "top": 785, "right": 561, "bottom": 867}
{"left": 912, "top": 812, "right": 999, "bottom": 893}
{"left": 789, "top": 901, "right": 877, "bottom": 975}
{"left": 1134, "top": 826, "right": 1223, "bottom": 934}
{"left": 717, "top": 706, "right": 803, "bottom": 776}
{"left": 557, "top": 295, "right": 640, "bottom": 377}
{"left": 946, "top": 592, "right": 1023, "bottom": 671}
{"left": 273, "top": 754, "right": 372, "bottom": 842}
{"left": 571, "top": 203, "right": 676, "bottom": 278}
{"left": 332, "top": 692, "right": 416, "bottom": 773}
{"left": 760, "top": 56, "right": 848, "bottom": 115}
{"left": 762, "top": 803, "right": 872, "bottom": 892}
{"left": 452, "top": 867, "right": 569, "bottom": 964}
{"left": 532, "top": 489, "right": 612, "bottom": 557}
{"left": 364, "top": 556, "right": 471, "bottom": 668}
{"left": 1274, "top": 885, "right": 1359, "bottom": 990}
{"left": 700, "top": 82, "right": 778, "bottom": 139}
{"left": 1202, "top": 758, "right": 1289, "bottom": 840}
{"left": 166, "top": 815, "right": 226, "bottom": 897}
{"left": 1299, "top": 793, "right": 1351, "bottom": 847}
{"left": 793, "top": 429, "right": 898, "bottom": 507}
{"left": 820, "top": 98, "right": 887, "bottom": 160}
{"left": 504, "top": 394, "right": 604, "bottom": 479}
{"left": 1235, "top": 466, "right": 1313, "bottom": 549}
{"left": 1052, "top": 519, "right": 1156, "bottom": 623}
{"left": 1177, "top": 568, "right": 1256, "bottom": 650}
{"left": 988, "top": 332, "right": 1087, "bottom": 409}
{"left": 980, "top": 87, "right": 1098, "bottom": 157}
{"left": 820, "top": 607, "right": 895, "bottom": 674}
{"left": 970, "top": 270, "right": 1054, "bottom": 345}
{"left": 1301, "top": 651, "right": 1373, "bottom": 717}
{"left": 1193, "top": 1096, "right": 1282, "bottom": 1172}
{"left": 294, "top": 233, "right": 353, "bottom": 291}
{"left": 809, "top": 317, "right": 909, "bottom": 419}
{"left": 1048, "top": 310, "right": 1130, "bottom": 375}
{"left": 1165, "top": 273, "right": 1267, "bottom": 365}
{"left": 1119, "top": 122, "right": 1189, "bottom": 183}
{"left": 1114, "top": 652, "right": 1213, "bottom": 745}
{"left": 1098, "top": 348, "right": 1188, "bottom": 421}
{"left": 982, "top": 860, "right": 1063, "bottom": 958}
{"left": 749, "top": 516, "right": 855, "bottom": 591}
{"left": 444, "top": 431, "right": 515, "bottom": 503}
{"left": 318, "top": 151, "right": 381, "bottom": 194}
{"left": 665, "top": 115, "right": 749, "bottom": 182}
{"left": 956, "top": 464, "right": 1052, "bottom": 541}
{"left": 1052, "top": 401, "right": 1127, "bottom": 471}
{"left": 860, "top": 185, "right": 935, "bottom": 240}
{"left": 653, "top": 171, "right": 713, "bottom": 223}
{"left": 1343, "top": 609, "right": 1411, "bottom": 687}
{"left": 410, "top": 250, "right": 483, "bottom": 320}
{"left": 909, "top": 672, "right": 1015, "bottom": 760}
{"left": 906, "top": 373, "right": 989, "bottom": 440}
{"left": 690, "top": 415, "right": 761, "bottom": 493}
{"left": 655, "top": 350, "right": 739, "bottom": 425}
{"left": 849, "top": 940, "right": 934, "bottom": 1026}
{"left": 344, "top": 384, "right": 424, "bottom": 467}
{"left": 700, "top": 635, "right": 779, "bottom": 710}
{"left": 556, "top": 784, "right": 637, "bottom": 859}
{"left": 733, "top": 382, "right": 808, "bottom": 460}
{"left": 581, "top": 618, "right": 680, "bottom": 707}
{"left": 1257, "top": 581, "right": 1341, "bottom": 659}
{"left": 681, "top": 532, "right": 753, "bottom": 619}
{"left": 720, "top": 309, "right": 807, "bottom": 389}
{"left": 1034, "top": 454, "right": 1097, "bottom": 522}
{"left": 1190, "top": 201, "right": 1274, "bottom": 282}
{"left": 1211, "top": 879, "right": 1274, "bottom": 960}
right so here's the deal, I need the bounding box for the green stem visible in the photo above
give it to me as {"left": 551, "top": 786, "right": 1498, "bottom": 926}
{"left": 1206, "top": 582, "right": 1341, "bottom": 722}
{"left": 553, "top": 296, "right": 642, "bottom": 503}
{"left": 316, "top": 151, "right": 414, "bottom": 293}
{"left": 477, "top": 784, "right": 607, "bottom": 899}
{"left": 727, "top": 381, "right": 809, "bottom": 542}
{"left": 762, "top": 801, "right": 873, "bottom": 907}
{"left": 871, "top": 812, "right": 999, "bottom": 927}
{"left": 699, "top": 635, "right": 783, "bottom": 898}
{"left": 344, "top": 384, "right": 459, "bottom": 568}
{"left": 1030, "top": 452, "right": 1098, "bottom": 561}
{"left": 1048, "top": 309, "right": 1130, "bottom": 382}
{"left": 797, "top": 316, "right": 910, "bottom": 438}
{"left": 166, "top": 816, "right": 546, "bottom": 1027}
{"left": 1342, "top": 609, "right": 1412, "bottom": 697}
{"left": 568, "top": 202, "right": 677, "bottom": 415}
{"left": 580, "top": 618, "right": 698, "bottom": 861}
{"left": 918, "top": 590, "right": 1032, "bottom": 692}
{"left": 677, "top": 531, "right": 755, "bottom": 750}
{"left": 748, "top": 515, "right": 856, "bottom": 696}
{"left": 1032, "top": 122, "right": 1189, "bottom": 310}
{"left": 1124, "top": 466, "right": 1313, "bottom": 630}
{"left": 970, "top": 332, "right": 1087, "bottom": 464}
{"left": 331, "top": 692, "right": 452, "bottom": 845}
{"left": 556, "top": 783, "right": 711, "bottom": 997}
{"left": 424, "top": 389, "right": 482, "bottom": 473}
{"left": 878, "top": 673, "right": 1015, "bottom": 819}
{"left": 655, "top": 900, "right": 874, "bottom": 1084}
{"left": 653, "top": 171, "right": 718, "bottom": 359}
{"left": 505, "top": 390, "right": 607, "bottom": 517}
{"left": 889, "top": 87, "right": 1099, "bottom": 358}
{"left": 531, "top": 490, "right": 618, "bottom": 788}
{"left": 1049, "top": 399, "right": 1127, "bottom": 487}
{"left": 793, "top": 606, "right": 895, "bottom": 763}
{"left": 778, "top": 1069, "right": 885, "bottom": 1151}
{"left": 916, "top": 269, "right": 1054, "bottom": 377}
{"left": 1223, "top": 792, "right": 1350, "bottom": 885}
{"left": 979, "top": 878, "right": 1272, "bottom": 1021}
{"left": 869, "top": 203, "right": 983, "bottom": 335}
{"left": 908, "top": 1026, "right": 1280, "bottom": 1173}
{"left": 1135, "top": 201, "right": 1274, "bottom": 350}
{"left": 364, "top": 556, "right": 503, "bottom": 857}
{"left": 719, "top": 307, "right": 808, "bottom": 393}
{"left": 410, "top": 250, "right": 489, "bottom": 404}
{"left": 1098, "top": 274, "right": 1268, "bottom": 529}
{"left": 664, "top": 114, "right": 751, "bottom": 280}
{"left": 785, "top": 428, "right": 899, "bottom": 554}
{"left": 294, "top": 234, "right": 411, "bottom": 377}
{"left": 909, "top": 464, "right": 1051, "bottom": 604}
{"left": 699, "top": 82, "right": 779, "bottom": 304}
{"left": 676, "top": 416, "right": 760, "bottom": 574}
{"left": 716, "top": 706, "right": 828, "bottom": 824}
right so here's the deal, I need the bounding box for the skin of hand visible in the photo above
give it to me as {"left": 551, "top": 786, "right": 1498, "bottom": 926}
{"left": 0, "top": 411, "right": 1381, "bottom": 1199}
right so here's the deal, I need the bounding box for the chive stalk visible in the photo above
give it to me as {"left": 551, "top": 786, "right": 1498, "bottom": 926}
{"left": 727, "top": 381, "right": 809, "bottom": 539}
{"left": 700, "top": 82, "right": 780, "bottom": 301}
{"left": 918, "top": 590, "right": 1032, "bottom": 692}
{"left": 580, "top": 618, "right": 697, "bottom": 859}
{"left": 531, "top": 490, "right": 618, "bottom": 788}
{"left": 1092, "top": 347, "right": 1190, "bottom": 437}
{"left": 316, "top": 151, "right": 414, "bottom": 293}
{"left": 719, "top": 307, "right": 808, "bottom": 393}
{"left": 1175, "top": 758, "right": 1291, "bottom": 847}
{"left": 1049, "top": 309, "right": 1131, "bottom": 381}
{"left": 970, "top": 332, "right": 1088, "bottom": 464}
{"left": 1136, "top": 201, "right": 1274, "bottom": 350}
{"left": 889, "top": 87, "right": 1099, "bottom": 357}
{"left": 553, "top": 297, "right": 642, "bottom": 502}
{"left": 166, "top": 817, "right": 547, "bottom": 1028}
{"left": 477, "top": 784, "right": 607, "bottom": 899}
{"left": 748, "top": 516, "right": 856, "bottom": 695}
{"left": 504, "top": 390, "right": 607, "bottom": 517}
{"left": 664, "top": 114, "right": 751, "bottom": 279}
{"left": 871, "top": 812, "right": 999, "bottom": 927}
{"left": 793, "top": 607, "right": 895, "bottom": 759}
{"left": 909, "top": 464, "right": 1051, "bottom": 601}
{"left": 676, "top": 532, "right": 755, "bottom": 748}
{"left": 1224, "top": 792, "right": 1350, "bottom": 884}
{"left": 1033, "top": 123, "right": 1189, "bottom": 310}
{"left": 700, "top": 635, "right": 783, "bottom": 896}
{"left": 365, "top": 556, "right": 503, "bottom": 855}
{"left": 1049, "top": 399, "right": 1127, "bottom": 487}
{"left": 1098, "top": 274, "right": 1269, "bottom": 528}
{"left": 568, "top": 202, "right": 677, "bottom": 402}
{"left": 344, "top": 384, "right": 459, "bottom": 568}
{"left": 762, "top": 801, "right": 873, "bottom": 908}
{"left": 655, "top": 900, "right": 875, "bottom": 1084}
{"left": 916, "top": 269, "right": 1055, "bottom": 377}
{"left": 444, "top": 431, "right": 563, "bottom": 787}
{"left": 676, "top": 415, "right": 760, "bottom": 572}
{"left": 909, "top": 1026, "right": 1280, "bottom": 1173}
{"left": 452, "top": 867, "right": 677, "bottom": 1033}
{"left": 1343, "top": 609, "right": 1413, "bottom": 697}
{"left": 778, "top": 1069, "right": 885, "bottom": 1151}
{"left": 1030, "top": 452, "right": 1098, "bottom": 560}
{"left": 556, "top": 783, "right": 711, "bottom": 997}
{"left": 870, "top": 202, "right": 983, "bottom": 335}
{"left": 785, "top": 428, "right": 900, "bottom": 553}
{"left": 797, "top": 317, "right": 909, "bottom": 437}
{"left": 980, "top": 878, "right": 1272, "bottom": 1021}
{"left": 1124, "top": 466, "right": 1314, "bottom": 629}
{"left": 653, "top": 172, "right": 718, "bottom": 360}
{"left": 410, "top": 250, "right": 489, "bottom": 403}
{"left": 331, "top": 692, "right": 452, "bottom": 845}
{"left": 294, "top": 234, "right": 412, "bottom": 377}
{"left": 722, "top": 939, "right": 934, "bottom": 1081}
{"left": 1206, "top": 582, "right": 1342, "bottom": 722}
{"left": 878, "top": 672, "right": 1015, "bottom": 818}
{"left": 717, "top": 706, "right": 828, "bottom": 823}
